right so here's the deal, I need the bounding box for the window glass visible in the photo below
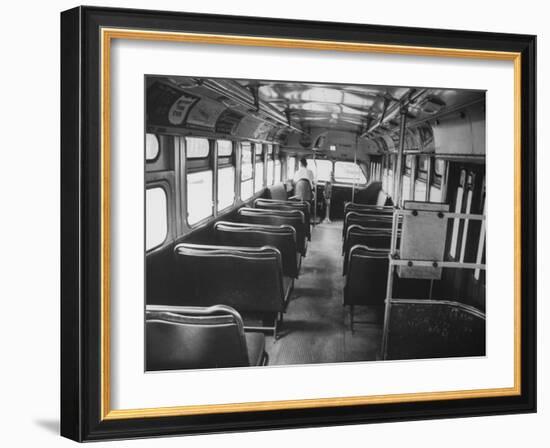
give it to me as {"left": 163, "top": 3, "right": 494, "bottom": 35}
{"left": 255, "top": 162, "right": 264, "bottom": 192}
{"left": 418, "top": 156, "right": 429, "bottom": 173}
{"left": 217, "top": 140, "right": 233, "bottom": 157}
{"left": 267, "top": 144, "right": 273, "bottom": 155}
{"left": 308, "top": 159, "right": 332, "bottom": 182}
{"left": 449, "top": 172, "right": 466, "bottom": 258}
{"left": 402, "top": 175, "right": 411, "bottom": 201}
{"left": 241, "top": 143, "right": 252, "bottom": 181}
{"left": 146, "top": 134, "right": 160, "bottom": 160}
{"left": 186, "top": 137, "right": 209, "bottom": 158}
{"left": 334, "top": 162, "right": 367, "bottom": 184}
{"left": 430, "top": 186, "right": 442, "bottom": 202}
{"left": 274, "top": 160, "right": 282, "bottom": 183}
{"left": 414, "top": 179, "right": 427, "bottom": 200}
{"left": 434, "top": 158, "right": 446, "bottom": 176}
{"left": 287, "top": 156, "right": 296, "bottom": 179}
{"left": 267, "top": 160, "right": 274, "bottom": 185}
{"left": 241, "top": 142, "right": 253, "bottom": 200}
{"left": 187, "top": 170, "right": 213, "bottom": 225}
{"left": 218, "top": 166, "right": 235, "bottom": 210}
{"left": 146, "top": 188, "right": 167, "bottom": 251}
{"left": 255, "top": 143, "right": 263, "bottom": 155}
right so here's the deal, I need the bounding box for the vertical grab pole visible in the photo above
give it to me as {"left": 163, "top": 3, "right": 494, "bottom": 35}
{"left": 393, "top": 107, "right": 408, "bottom": 207}
{"left": 312, "top": 149, "right": 317, "bottom": 226}
{"left": 381, "top": 208, "right": 400, "bottom": 359}
{"left": 352, "top": 134, "right": 358, "bottom": 203}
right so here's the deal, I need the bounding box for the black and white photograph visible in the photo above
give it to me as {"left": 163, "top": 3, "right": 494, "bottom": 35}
{"left": 144, "top": 75, "right": 487, "bottom": 371}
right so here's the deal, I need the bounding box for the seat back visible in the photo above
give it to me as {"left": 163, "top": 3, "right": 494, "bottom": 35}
{"left": 266, "top": 182, "right": 288, "bottom": 200}
{"left": 146, "top": 305, "right": 250, "bottom": 370}
{"left": 254, "top": 198, "right": 311, "bottom": 240}
{"left": 344, "top": 245, "right": 389, "bottom": 306}
{"left": 294, "top": 178, "right": 313, "bottom": 201}
{"left": 214, "top": 221, "right": 299, "bottom": 278}
{"left": 386, "top": 300, "right": 486, "bottom": 360}
{"left": 343, "top": 225, "right": 393, "bottom": 274}
{"left": 343, "top": 211, "right": 395, "bottom": 238}
{"left": 238, "top": 207, "right": 307, "bottom": 255}
{"left": 172, "top": 243, "right": 285, "bottom": 313}
{"left": 344, "top": 202, "right": 394, "bottom": 216}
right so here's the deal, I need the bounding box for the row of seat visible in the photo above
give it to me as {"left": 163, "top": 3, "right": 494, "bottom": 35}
{"left": 342, "top": 203, "right": 395, "bottom": 332}
{"left": 146, "top": 191, "right": 313, "bottom": 370}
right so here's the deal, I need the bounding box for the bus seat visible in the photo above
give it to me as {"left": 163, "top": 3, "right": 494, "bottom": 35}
{"left": 343, "top": 211, "right": 395, "bottom": 239}
{"left": 354, "top": 181, "right": 382, "bottom": 204}
{"left": 266, "top": 182, "right": 288, "bottom": 201}
{"left": 214, "top": 221, "right": 301, "bottom": 278}
{"left": 343, "top": 245, "right": 390, "bottom": 331}
{"left": 146, "top": 305, "right": 267, "bottom": 370}
{"left": 342, "top": 225, "right": 393, "bottom": 275}
{"left": 237, "top": 207, "right": 308, "bottom": 256}
{"left": 344, "top": 202, "right": 394, "bottom": 216}
{"left": 171, "top": 243, "right": 287, "bottom": 337}
{"left": 254, "top": 198, "right": 311, "bottom": 241}
{"left": 385, "top": 300, "right": 486, "bottom": 360}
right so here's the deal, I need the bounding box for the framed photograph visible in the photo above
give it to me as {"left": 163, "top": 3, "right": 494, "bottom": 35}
{"left": 60, "top": 6, "right": 536, "bottom": 441}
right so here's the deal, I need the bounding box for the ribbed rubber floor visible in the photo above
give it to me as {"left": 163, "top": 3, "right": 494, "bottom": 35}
{"left": 265, "top": 220, "right": 383, "bottom": 366}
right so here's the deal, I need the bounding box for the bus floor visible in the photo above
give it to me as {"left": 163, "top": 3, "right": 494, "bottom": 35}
{"left": 264, "top": 220, "right": 383, "bottom": 366}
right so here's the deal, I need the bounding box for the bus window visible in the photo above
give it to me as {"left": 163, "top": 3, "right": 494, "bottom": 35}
{"left": 334, "top": 161, "right": 366, "bottom": 184}
{"left": 185, "top": 137, "right": 209, "bottom": 158}
{"left": 402, "top": 174, "right": 411, "bottom": 201}
{"left": 254, "top": 143, "right": 264, "bottom": 192}
{"left": 187, "top": 170, "right": 213, "bottom": 225}
{"left": 449, "top": 170, "right": 466, "bottom": 259}
{"left": 459, "top": 173, "right": 475, "bottom": 262}
{"left": 266, "top": 144, "right": 274, "bottom": 185}
{"left": 267, "top": 159, "right": 274, "bottom": 185}
{"left": 274, "top": 159, "right": 282, "bottom": 183}
{"left": 146, "top": 187, "right": 167, "bottom": 251}
{"left": 429, "top": 158, "right": 445, "bottom": 202}
{"left": 146, "top": 133, "right": 159, "bottom": 160}
{"left": 287, "top": 156, "right": 296, "bottom": 179}
{"left": 308, "top": 159, "right": 332, "bottom": 182}
{"left": 218, "top": 166, "right": 235, "bottom": 210}
{"left": 241, "top": 142, "right": 253, "bottom": 200}
{"left": 217, "top": 139, "right": 233, "bottom": 157}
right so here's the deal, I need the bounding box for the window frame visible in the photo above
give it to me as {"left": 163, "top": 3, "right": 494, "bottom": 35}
{"left": 145, "top": 185, "right": 169, "bottom": 252}
{"left": 145, "top": 133, "right": 161, "bottom": 162}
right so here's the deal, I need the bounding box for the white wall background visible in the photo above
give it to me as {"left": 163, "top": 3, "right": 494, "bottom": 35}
{"left": 0, "top": 0, "right": 546, "bottom": 445}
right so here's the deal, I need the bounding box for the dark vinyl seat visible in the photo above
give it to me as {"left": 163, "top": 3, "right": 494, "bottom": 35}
{"left": 342, "top": 211, "right": 395, "bottom": 239}
{"left": 172, "top": 243, "right": 288, "bottom": 338}
{"left": 343, "top": 245, "right": 390, "bottom": 331}
{"left": 146, "top": 305, "right": 268, "bottom": 370}
{"left": 266, "top": 182, "right": 289, "bottom": 200}
{"left": 344, "top": 202, "right": 394, "bottom": 216}
{"left": 254, "top": 198, "right": 311, "bottom": 240}
{"left": 214, "top": 221, "right": 301, "bottom": 278}
{"left": 342, "top": 225, "right": 394, "bottom": 275}
{"left": 385, "top": 300, "right": 486, "bottom": 360}
{"left": 237, "top": 207, "right": 308, "bottom": 256}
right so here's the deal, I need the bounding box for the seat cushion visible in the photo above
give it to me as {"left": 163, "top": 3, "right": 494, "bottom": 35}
{"left": 245, "top": 332, "right": 266, "bottom": 366}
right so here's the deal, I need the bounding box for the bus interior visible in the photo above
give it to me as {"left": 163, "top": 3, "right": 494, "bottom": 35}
{"left": 145, "top": 76, "right": 486, "bottom": 371}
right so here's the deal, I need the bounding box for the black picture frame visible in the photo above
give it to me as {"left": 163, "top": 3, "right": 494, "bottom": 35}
{"left": 60, "top": 5, "right": 536, "bottom": 442}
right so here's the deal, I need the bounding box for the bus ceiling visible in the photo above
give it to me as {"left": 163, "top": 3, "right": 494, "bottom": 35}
{"left": 146, "top": 76, "right": 486, "bottom": 160}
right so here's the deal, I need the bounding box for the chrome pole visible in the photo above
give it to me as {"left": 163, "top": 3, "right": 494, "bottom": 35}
{"left": 393, "top": 107, "right": 408, "bottom": 207}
